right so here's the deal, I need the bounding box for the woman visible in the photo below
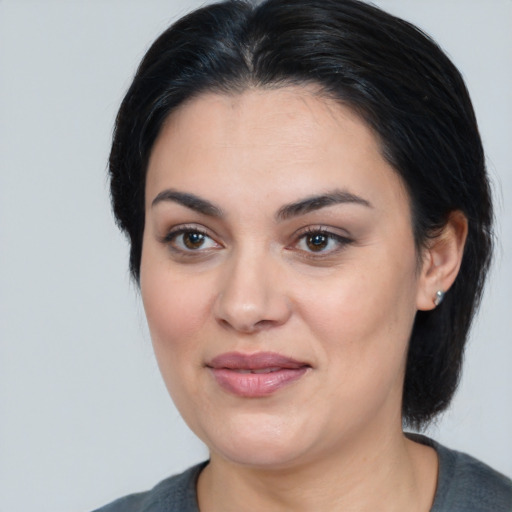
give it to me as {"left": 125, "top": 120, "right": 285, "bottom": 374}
{"left": 96, "top": 0, "right": 512, "bottom": 510}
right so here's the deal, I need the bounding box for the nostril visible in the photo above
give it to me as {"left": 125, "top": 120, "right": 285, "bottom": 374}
{"left": 254, "top": 319, "right": 274, "bottom": 330}
{"left": 216, "top": 316, "right": 276, "bottom": 334}
{"left": 218, "top": 318, "right": 232, "bottom": 330}
{"left": 213, "top": 267, "right": 292, "bottom": 333}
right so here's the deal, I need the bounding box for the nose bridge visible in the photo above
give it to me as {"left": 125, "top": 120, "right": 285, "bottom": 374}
{"left": 214, "top": 243, "right": 291, "bottom": 333}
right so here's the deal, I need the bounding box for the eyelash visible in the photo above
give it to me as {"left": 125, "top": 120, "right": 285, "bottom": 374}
{"left": 160, "top": 225, "right": 353, "bottom": 258}
{"left": 292, "top": 227, "right": 354, "bottom": 257}
{"left": 161, "top": 225, "right": 220, "bottom": 255}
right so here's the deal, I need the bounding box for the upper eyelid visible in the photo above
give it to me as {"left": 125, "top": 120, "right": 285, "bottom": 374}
{"left": 292, "top": 226, "right": 354, "bottom": 252}
{"left": 296, "top": 230, "right": 352, "bottom": 245}
{"left": 161, "top": 224, "right": 212, "bottom": 239}
{"left": 293, "top": 225, "right": 352, "bottom": 240}
{"left": 161, "top": 227, "right": 221, "bottom": 255}
{"left": 159, "top": 227, "right": 217, "bottom": 250}
{"left": 159, "top": 223, "right": 352, "bottom": 247}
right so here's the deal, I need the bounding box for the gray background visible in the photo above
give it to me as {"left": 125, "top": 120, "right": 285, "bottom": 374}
{"left": 0, "top": 1, "right": 510, "bottom": 511}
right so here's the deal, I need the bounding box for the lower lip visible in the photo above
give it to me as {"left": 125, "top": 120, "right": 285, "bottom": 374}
{"left": 210, "top": 367, "right": 309, "bottom": 397}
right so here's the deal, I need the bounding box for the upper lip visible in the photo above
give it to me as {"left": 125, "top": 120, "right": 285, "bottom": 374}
{"left": 207, "top": 351, "right": 310, "bottom": 370}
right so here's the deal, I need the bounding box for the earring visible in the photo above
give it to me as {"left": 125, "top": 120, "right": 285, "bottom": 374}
{"left": 433, "top": 290, "right": 445, "bottom": 307}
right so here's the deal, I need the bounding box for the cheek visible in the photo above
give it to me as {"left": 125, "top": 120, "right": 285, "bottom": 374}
{"left": 140, "top": 266, "right": 215, "bottom": 429}
{"left": 295, "top": 270, "right": 417, "bottom": 434}
{"left": 139, "top": 248, "right": 215, "bottom": 373}
{"left": 296, "top": 250, "right": 419, "bottom": 379}
{"left": 140, "top": 230, "right": 212, "bottom": 329}
{"left": 142, "top": 275, "right": 200, "bottom": 344}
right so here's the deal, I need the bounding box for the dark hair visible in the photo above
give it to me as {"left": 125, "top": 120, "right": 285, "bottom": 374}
{"left": 109, "top": 0, "right": 493, "bottom": 427}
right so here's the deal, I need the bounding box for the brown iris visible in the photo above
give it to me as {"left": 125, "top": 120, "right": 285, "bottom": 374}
{"left": 306, "top": 233, "right": 329, "bottom": 251}
{"left": 183, "top": 231, "right": 206, "bottom": 249}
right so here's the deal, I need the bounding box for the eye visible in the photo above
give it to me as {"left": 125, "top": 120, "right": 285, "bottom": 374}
{"left": 163, "top": 227, "right": 219, "bottom": 252}
{"left": 295, "top": 228, "right": 352, "bottom": 255}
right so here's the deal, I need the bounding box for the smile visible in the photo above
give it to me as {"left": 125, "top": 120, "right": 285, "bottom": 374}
{"left": 207, "top": 352, "right": 310, "bottom": 397}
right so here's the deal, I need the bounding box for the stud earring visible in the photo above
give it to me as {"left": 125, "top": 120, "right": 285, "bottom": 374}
{"left": 433, "top": 290, "right": 445, "bottom": 307}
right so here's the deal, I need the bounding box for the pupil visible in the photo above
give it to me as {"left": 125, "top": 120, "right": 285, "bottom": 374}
{"left": 184, "top": 232, "right": 204, "bottom": 249}
{"left": 307, "top": 234, "right": 327, "bottom": 251}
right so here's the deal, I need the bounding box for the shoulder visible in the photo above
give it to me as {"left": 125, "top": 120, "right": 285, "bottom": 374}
{"left": 410, "top": 434, "right": 512, "bottom": 512}
{"left": 436, "top": 446, "right": 512, "bottom": 512}
{"left": 91, "top": 462, "right": 207, "bottom": 512}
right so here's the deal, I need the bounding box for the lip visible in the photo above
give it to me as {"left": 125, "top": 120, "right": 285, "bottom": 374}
{"left": 207, "top": 352, "right": 310, "bottom": 398}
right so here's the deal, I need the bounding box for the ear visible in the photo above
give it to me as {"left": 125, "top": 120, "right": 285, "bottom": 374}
{"left": 416, "top": 211, "right": 468, "bottom": 311}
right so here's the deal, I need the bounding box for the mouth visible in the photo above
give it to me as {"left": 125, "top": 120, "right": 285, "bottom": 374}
{"left": 206, "top": 352, "right": 311, "bottom": 398}
{"left": 233, "top": 367, "right": 283, "bottom": 374}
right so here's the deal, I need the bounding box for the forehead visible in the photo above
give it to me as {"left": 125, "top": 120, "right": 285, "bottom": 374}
{"left": 145, "top": 86, "right": 409, "bottom": 212}
{"left": 155, "top": 86, "right": 378, "bottom": 156}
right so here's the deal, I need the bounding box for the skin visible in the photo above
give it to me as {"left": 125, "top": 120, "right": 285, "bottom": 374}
{"left": 140, "top": 87, "right": 467, "bottom": 511}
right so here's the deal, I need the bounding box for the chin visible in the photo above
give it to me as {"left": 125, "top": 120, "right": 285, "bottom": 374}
{"left": 212, "top": 438, "right": 307, "bottom": 470}
{"left": 196, "top": 412, "right": 315, "bottom": 469}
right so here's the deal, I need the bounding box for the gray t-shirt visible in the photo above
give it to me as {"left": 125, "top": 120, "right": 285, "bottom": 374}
{"left": 93, "top": 437, "right": 512, "bottom": 511}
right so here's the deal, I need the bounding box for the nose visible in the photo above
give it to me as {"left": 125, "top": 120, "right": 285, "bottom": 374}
{"left": 213, "top": 249, "right": 292, "bottom": 334}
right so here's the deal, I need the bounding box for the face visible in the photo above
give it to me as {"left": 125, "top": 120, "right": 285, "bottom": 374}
{"left": 140, "top": 87, "right": 425, "bottom": 469}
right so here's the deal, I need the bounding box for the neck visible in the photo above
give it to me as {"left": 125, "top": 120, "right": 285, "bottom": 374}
{"left": 197, "top": 425, "right": 438, "bottom": 512}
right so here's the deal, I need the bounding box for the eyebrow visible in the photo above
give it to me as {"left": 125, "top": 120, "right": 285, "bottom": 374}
{"left": 151, "top": 189, "right": 224, "bottom": 218}
{"left": 276, "top": 190, "right": 372, "bottom": 221}
{"left": 151, "top": 188, "right": 371, "bottom": 220}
